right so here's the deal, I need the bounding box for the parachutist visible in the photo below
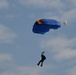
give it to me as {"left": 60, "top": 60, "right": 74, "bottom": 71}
{"left": 37, "top": 51, "right": 46, "bottom": 67}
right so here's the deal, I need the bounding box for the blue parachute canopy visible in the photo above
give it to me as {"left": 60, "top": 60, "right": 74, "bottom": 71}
{"left": 32, "top": 19, "right": 61, "bottom": 34}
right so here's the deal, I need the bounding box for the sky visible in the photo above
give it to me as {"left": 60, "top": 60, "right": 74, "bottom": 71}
{"left": 0, "top": 0, "right": 76, "bottom": 75}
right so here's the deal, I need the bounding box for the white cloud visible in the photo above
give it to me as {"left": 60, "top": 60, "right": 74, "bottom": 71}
{"left": 0, "top": 0, "right": 9, "bottom": 9}
{"left": 0, "top": 25, "right": 17, "bottom": 43}
{"left": 41, "top": 37, "right": 71, "bottom": 49}
{"left": 68, "top": 67, "right": 76, "bottom": 75}
{"left": 18, "top": 66, "right": 42, "bottom": 75}
{"left": 0, "top": 64, "right": 43, "bottom": 75}
{"left": 55, "top": 48, "right": 76, "bottom": 60}
{"left": 61, "top": 8, "right": 76, "bottom": 22}
{"left": 5, "top": 14, "right": 16, "bottom": 19}
{"left": 0, "top": 55, "right": 75, "bottom": 75}
{"left": 19, "top": 0, "right": 64, "bottom": 9}
{"left": 68, "top": 0, "right": 76, "bottom": 8}
{"left": 4, "top": 14, "right": 19, "bottom": 19}
{"left": 42, "top": 8, "right": 76, "bottom": 23}
{"left": 18, "top": 0, "right": 76, "bottom": 25}
{"left": 40, "top": 36, "right": 76, "bottom": 60}
{"left": 0, "top": 53, "right": 12, "bottom": 62}
{"left": 19, "top": 0, "right": 76, "bottom": 10}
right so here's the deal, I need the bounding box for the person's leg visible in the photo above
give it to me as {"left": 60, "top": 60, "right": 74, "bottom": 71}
{"left": 41, "top": 60, "right": 44, "bottom": 67}
{"left": 37, "top": 60, "right": 41, "bottom": 66}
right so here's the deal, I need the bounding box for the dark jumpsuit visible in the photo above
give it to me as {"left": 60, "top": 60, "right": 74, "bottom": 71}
{"left": 37, "top": 52, "right": 46, "bottom": 66}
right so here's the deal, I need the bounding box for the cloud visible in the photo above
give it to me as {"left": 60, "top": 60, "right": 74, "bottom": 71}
{"left": 0, "top": 52, "right": 75, "bottom": 75}
{"left": 0, "top": 59, "right": 75, "bottom": 75}
{"left": 18, "top": 0, "right": 76, "bottom": 25}
{"left": 68, "top": 67, "right": 76, "bottom": 75}
{"left": 19, "top": 0, "right": 76, "bottom": 10}
{"left": 18, "top": 66, "right": 42, "bottom": 75}
{"left": 0, "top": 64, "right": 70, "bottom": 75}
{"left": 4, "top": 14, "right": 19, "bottom": 19}
{"left": 0, "top": 0, "right": 9, "bottom": 9}
{"left": 40, "top": 36, "right": 76, "bottom": 60}
{"left": 0, "top": 53, "right": 13, "bottom": 63}
{"left": 18, "top": 0, "right": 76, "bottom": 23}
{"left": 61, "top": 8, "right": 76, "bottom": 22}
{"left": 19, "top": 0, "right": 64, "bottom": 9}
{"left": 0, "top": 25, "right": 17, "bottom": 43}
{"left": 0, "top": 64, "right": 43, "bottom": 75}
{"left": 42, "top": 8, "right": 76, "bottom": 23}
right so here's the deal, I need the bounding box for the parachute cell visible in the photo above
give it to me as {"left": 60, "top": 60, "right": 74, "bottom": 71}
{"left": 32, "top": 19, "right": 61, "bottom": 34}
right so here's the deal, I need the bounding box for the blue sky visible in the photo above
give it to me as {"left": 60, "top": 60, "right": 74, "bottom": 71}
{"left": 0, "top": 0, "right": 76, "bottom": 75}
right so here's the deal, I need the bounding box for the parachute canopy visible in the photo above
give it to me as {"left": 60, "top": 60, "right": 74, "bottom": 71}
{"left": 32, "top": 19, "right": 61, "bottom": 34}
